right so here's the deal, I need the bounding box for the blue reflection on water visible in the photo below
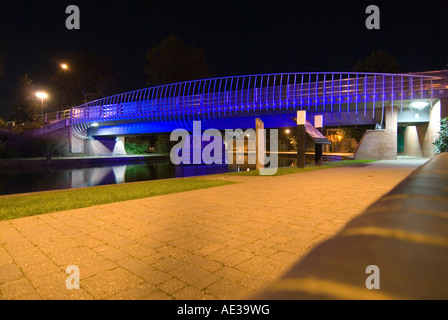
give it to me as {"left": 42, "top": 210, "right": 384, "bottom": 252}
{"left": 0, "top": 154, "right": 346, "bottom": 195}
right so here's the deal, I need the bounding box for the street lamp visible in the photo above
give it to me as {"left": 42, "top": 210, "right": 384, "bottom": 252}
{"left": 35, "top": 92, "right": 48, "bottom": 106}
{"left": 59, "top": 63, "right": 68, "bottom": 110}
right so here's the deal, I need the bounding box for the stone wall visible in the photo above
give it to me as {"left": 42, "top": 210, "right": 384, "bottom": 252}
{"left": 355, "top": 107, "right": 397, "bottom": 160}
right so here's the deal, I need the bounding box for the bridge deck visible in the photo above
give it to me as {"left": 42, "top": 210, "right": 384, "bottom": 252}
{"left": 69, "top": 72, "right": 448, "bottom": 133}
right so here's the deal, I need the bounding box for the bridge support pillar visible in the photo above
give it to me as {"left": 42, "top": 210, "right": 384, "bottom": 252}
{"left": 314, "top": 115, "right": 323, "bottom": 166}
{"left": 296, "top": 111, "right": 306, "bottom": 168}
{"left": 403, "top": 99, "right": 442, "bottom": 158}
{"left": 256, "top": 118, "right": 265, "bottom": 171}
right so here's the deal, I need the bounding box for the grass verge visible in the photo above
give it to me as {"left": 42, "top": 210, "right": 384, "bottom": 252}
{"left": 226, "top": 159, "right": 377, "bottom": 176}
{"left": 0, "top": 178, "right": 237, "bottom": 222}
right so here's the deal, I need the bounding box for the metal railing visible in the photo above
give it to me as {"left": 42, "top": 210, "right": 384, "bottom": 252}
{"left": 68, "top": 72, "right": 444, "bottom": 132}
{"left": 36, "top": 109, "right": 71, "bottom": 124}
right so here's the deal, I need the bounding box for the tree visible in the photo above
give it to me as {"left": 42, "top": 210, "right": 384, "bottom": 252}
{"left": 12, "top": 74, "right": 41, "bottom": 123}
{"left": 353, "top": 50, "right": 399, "bottom": 73}
{"left": 433, "top": 118, "right": 448, "bottom": 154}
{"left": 144, "top": 35, "right": 214, "bottom": 86}
{"left": 50, "top": 51, "right": 121, "bottom": 108}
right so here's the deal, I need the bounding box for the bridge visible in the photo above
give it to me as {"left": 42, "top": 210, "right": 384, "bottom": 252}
{"left": 36, "top": 70, "right": 448, "bottom": 160}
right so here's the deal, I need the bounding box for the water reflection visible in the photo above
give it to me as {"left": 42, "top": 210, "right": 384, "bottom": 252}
{"left": 0, "top": 153, "right": 347, "bottom": 195}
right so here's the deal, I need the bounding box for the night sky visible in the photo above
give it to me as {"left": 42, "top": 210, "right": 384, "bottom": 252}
{"left": 1, "top": 0, "right": 447, "bottom": 118}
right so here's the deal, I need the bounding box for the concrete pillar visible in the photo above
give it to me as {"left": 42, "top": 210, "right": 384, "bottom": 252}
{"left": 422, "top": 100, "right": 441, "bottom": 158}
{"left": 256, "top": 118, "right": 265, "bottom": 171}
{"left": 384, "top": 106, "right": 398, "bottom": 160}
{"left": 403, "top": 126, "right": 422, "bottom": 157}
{"left": 403, "top": 100, "right": 441, "bottom": 159}
{"left": 314, "top": 115, "right": 323, "bottom": 166}
{"left": 296, "top": 111, "right": 306, "bottom": 168}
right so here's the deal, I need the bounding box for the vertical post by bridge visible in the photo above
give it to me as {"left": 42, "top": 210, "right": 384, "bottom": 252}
{"left": 296, "top": 110, "right": 306, "bottom": 168}
{"left": 314, "top": 115, "right": 323, "bottom": 166}
{"left": 256, "top": 118, "right": 265, "bottom": 171}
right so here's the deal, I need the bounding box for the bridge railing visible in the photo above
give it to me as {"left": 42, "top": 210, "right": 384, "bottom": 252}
{"left": 36, "top": 109, "right": 71, "bottom": 124}
{"left": 70, "top": 72, "right": 443, "bottom": 129}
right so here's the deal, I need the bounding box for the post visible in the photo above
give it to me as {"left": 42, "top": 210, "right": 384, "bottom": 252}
{"left": 59, "top": 67, "right": 62, "bottom": 111}
{"left": 296, "top": 110, "right": 306, "bottom": 168}
{"left": 256, "top": 118, "right": 265, "bottom": 171}
{"left": 314, "top": 115, "right": 323, "bottom": 166}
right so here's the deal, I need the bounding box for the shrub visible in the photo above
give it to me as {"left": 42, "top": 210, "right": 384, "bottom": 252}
{"left": 433, "top": 118, "right": 448, "bottom": 154}
{"left": 125, "top": 142, "right": 150, "bottom": 155}
{"left": 156, "top": 135, "right": 171, "bottom": 154}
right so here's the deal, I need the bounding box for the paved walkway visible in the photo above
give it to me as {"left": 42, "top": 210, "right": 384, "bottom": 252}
{"left": 0, "top": 157, "right": 427, "bottom": 300}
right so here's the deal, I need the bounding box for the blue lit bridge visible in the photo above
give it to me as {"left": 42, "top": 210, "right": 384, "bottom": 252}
{"left": 37, "top": 71, "right": 448, "bottom": 159}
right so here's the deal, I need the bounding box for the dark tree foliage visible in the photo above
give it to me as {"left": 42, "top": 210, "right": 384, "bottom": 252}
{"left": 144, "top": 35, "right": 214, "bottom": 86}
{"left": 12, "top": 74, "right": 41, "bottom": 123}
{"left": 353, "top": 50, "right": 399, "bottom": 73}
{"left": 433, "top": 118, "right": 448, "bottom": 154}
{"left": 50, "top": 51, "right": 121, "bottom": 108}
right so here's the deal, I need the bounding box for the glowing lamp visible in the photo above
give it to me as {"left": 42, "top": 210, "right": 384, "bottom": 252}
{"left": 35, "top": 92, "right": 48, "bottom": 99}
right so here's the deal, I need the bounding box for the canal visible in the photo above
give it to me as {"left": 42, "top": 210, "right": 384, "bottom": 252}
{"left": 0, "top": 153, "right": 351, "bottom": 195}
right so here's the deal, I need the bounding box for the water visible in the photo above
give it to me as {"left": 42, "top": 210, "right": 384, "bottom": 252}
{"left": 0, "top": 154, "right": 349, "bottom": 195}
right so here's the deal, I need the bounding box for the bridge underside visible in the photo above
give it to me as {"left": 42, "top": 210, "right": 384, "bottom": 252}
{"left": 88, "top": 99, "right": 433, "bottom": 136}
{"left": 66, "top": 99, "right": 445, "bottom": 161}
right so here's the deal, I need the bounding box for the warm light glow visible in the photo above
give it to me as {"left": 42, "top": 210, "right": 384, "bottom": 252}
{"left": 338, "top": 135, "right": 342, "bottom": 140}
{"left": 409, "top": 101, "right": 429, "bottom": 110}
{"left": 285, "top": 129, "right": 290, "bottom": 134}
{"left": 35, "top": 92, "right": 48, "bottom": 99}
{"left": 246, "top": 134, "right": 250, "bottom": 137}
{"left": 61, "top": 64, "right": 68, "bottom": 70}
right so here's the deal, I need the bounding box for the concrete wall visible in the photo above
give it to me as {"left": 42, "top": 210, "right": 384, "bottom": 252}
{"left": 84, "top": 136, "right": 126, "bottom": 156}
{"left": 355, "top": 107, "right": 397, "bottom": 160}
{"left": 403, "top": 100, "right": 441, "bottom": 158}
{"left": 32, "top": 120, "right": 127, "bottom": 157}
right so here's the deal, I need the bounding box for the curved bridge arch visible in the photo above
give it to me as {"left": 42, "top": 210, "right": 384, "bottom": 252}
{"left": 70, "top": 72, "right": 445, "bottom": 136}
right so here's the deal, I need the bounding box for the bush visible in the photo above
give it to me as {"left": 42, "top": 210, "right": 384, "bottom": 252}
{"left": 156, "top": 135, "right": 171, "bottom": 154}
{"left": 125, "top": 142, "right": 150, "bottom": 155}
{"left": 433, "top": 118, "right": 448, "bottom": 154}
{"left": 0, "top": 130, "right": 68, "bottom": 159}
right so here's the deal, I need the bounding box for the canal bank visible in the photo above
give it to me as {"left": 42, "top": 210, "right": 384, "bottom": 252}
{"left": 0, "top": 156, "right": 427, "bottom": 300}
{"left": 0, "top": 152, "right": 353, "bottom": 169}
{"left": 0, "top": 154, "right": 169, "bottom": 169}
{"left": 0, "top": 152, "right": 353, "bottom": 196}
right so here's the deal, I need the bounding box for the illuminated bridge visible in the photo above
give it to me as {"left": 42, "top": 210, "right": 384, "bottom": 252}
{"left": 39, "top": 71, "right": 448, "bottom": 159}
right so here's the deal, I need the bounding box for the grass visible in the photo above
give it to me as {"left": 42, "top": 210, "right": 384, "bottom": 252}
{"left": 225, "top": 159, "right": 377, "bottom": 176}
{"left": 0, "top": 178, "right": 237, "bottom": 222}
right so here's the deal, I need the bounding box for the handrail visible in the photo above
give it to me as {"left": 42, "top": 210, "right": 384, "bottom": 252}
{"left": 63, "top": 72, "right": 448, "bottom": 137}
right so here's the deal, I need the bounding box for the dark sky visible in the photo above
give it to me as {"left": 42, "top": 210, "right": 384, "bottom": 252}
{"left": 1, "top": 0, "right": 447, "bottom": 118}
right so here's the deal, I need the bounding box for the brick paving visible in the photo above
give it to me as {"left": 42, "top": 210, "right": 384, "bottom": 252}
{"left": 0, "top": 158, "right": 427, "bottom": 300}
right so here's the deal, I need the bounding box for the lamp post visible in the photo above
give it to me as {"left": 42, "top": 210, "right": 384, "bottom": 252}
{"left": 35, "top": 92, "right": 48, "bottom": 121}
{"left": 59, "top": 63, "right": 68, "bottom": 110}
